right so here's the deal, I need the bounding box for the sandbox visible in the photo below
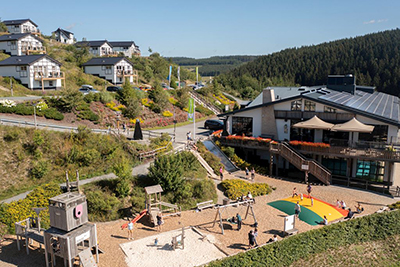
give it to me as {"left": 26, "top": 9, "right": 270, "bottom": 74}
{"left": 120, "top": 227, "right": 225, "bottom": 267}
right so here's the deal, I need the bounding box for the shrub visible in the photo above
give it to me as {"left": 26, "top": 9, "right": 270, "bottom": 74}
{"left": 86, "top": 189, "right": 121, "bottom": 221}
{"left": 77, "top": 109, "right": 99, "bottom": 122}
{"left": 195, "top": 105, "right": 213, "bottom": 116}
{"left": 220, "top": 179, "right": 272, "bottom": 200}
{"left": 30, "top": 160, "right": 49, "bottom": 179}
{"left": 388, "top": 201, "right": 400, "bottom": 210}
{"left": 116, "top": 178, "right": 131, "bottom": 198}
{"left": 208, "top": 210, "right": 400, "bottom": 267}
{"left": 162, "top": 110, "right": 173, "bottom": 117}
{"left": 3, "top": 127, "right": 22, "bottom": 142}
{"left": 43, "top": 108, "right": 64, "bottom": 120}
{"left": 14, "top": 103, "right": 34, "bottom": 115}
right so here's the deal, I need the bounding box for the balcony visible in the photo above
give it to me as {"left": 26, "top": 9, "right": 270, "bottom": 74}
{"left": 116, "top": 70, "right": 138, "bottom": 84}
{"left": 216, "top": 136, "right": 400, "bottom": 162}
{"left": 21, "top": 46, "right": 46, "bottom": 55}
{"left": 34, "top": 71, "right": 65, "bottom": 80}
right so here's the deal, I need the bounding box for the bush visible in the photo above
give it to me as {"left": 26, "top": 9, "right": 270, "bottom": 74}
{"left": 43, "top": 108, "right": 64, "bottom": 120}
{"left": 14, "top": 104, "right": 34, "bottom": 115}
{"left": 0, "top": 183, "right": 62, "bottom": 233}
{"left": 208, "top": 210, "right": 400, "bottom": 267}
{"left": 196, "top": 105, "right": 213, "bottom": 116}
{"left": 388, "top": 201, "right": 400, "bottom": 210}
{"left": 220, "top": 179, "right": 272, "bottom": 200}
{"left": 116, "top": 178, "right": 131, "bottom": 198}
{"left": 77, "top": 109, "right": 99, "bottom": 122}
{"left": 30, "top": 160, "right": 49, "bottom": 179}
{"left": 86, "top": 189, "right": 121, "bottom": 221}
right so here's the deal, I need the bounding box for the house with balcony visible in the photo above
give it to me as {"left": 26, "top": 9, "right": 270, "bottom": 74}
{"left": 2, "top": 19, "right": 39, "bottom": 35}
{"left": 109, "top": 41, "right": 140, "bottom": 57}
{"left": 0, "top": 55, "right": 64, "bottom": 91}
{"left": 82, "top": 57, "right": 137, "bottom": 84}
{"left": 0, "top": 33, "right": 45, "bottom": 56}
{"left": 217, "top": 75, "right": 400, "bottom": 194}
{"left": 52, "top": 28, "right": 75, "bottom": 44}
{"left": 75, "top": 40, "right": 114, "bottom": 56}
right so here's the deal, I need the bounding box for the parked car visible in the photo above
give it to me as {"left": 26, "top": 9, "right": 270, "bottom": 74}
{"left": 79, "top": 86, "right": 100, "bottom": 95}
{"left": 106, "top": 86, "right": 122, "bottom": 92}
{"left": 204, "top": 119, "right": 224, "bottom": 130}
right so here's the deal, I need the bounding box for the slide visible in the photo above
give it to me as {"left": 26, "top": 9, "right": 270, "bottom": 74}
{"left": 203, "top": 140, "right": 239, "bottom": 173}
{"left": 121, "top": 209, "right": 147, "bottom": 230}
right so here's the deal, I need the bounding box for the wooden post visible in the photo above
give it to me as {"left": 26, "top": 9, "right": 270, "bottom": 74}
{"left": 66, "top": 171, "right": 70, "bottom": 192}
{"left": 94, "top": 224, "right": 99, "bottom": 264}
{"left": 218, "top": 210, "right": 224, "bottom": 235}
{"left": 269, "top": 154, "right": 273, "bottom": 177}
{"left": 41, "top": 77, "right": 44, "bottom": 92}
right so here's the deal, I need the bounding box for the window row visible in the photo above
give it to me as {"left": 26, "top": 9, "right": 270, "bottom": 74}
{"left": 290, "top": 100, "right": 336, "bottom": 113}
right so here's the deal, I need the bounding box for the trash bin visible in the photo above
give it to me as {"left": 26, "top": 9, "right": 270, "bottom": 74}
{"left": 223, "top": 198, "right": 230, "bottom": 206}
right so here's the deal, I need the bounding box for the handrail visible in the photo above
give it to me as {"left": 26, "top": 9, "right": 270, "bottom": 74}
{"left": 189, "top": 91, "right": 221, "bottom": 115}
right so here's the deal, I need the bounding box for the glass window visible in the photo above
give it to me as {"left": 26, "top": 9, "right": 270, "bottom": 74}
{"left": 322, "top": 157, "right": 347, "bottom": 176}
{"left": 291, "top": 100, "right": 302, "bottom": 111}
{"left": 324, "top": 106, "right": 336, "bottom": 113}
{"left": 304, "top": 100, "right": 315, "bottom": 111}
{"left": 232, "top": 117, "right": 253, "bottom": 136}
{"left": 356, "top": 160, "right": 385, "bottom": 182}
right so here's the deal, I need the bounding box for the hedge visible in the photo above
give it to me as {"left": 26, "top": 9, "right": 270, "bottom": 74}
{"left": 208, "top": 210, "right": 400, "bottom": 267}
{"left": 220, "top": 179, "right": 272, "bottom": 200}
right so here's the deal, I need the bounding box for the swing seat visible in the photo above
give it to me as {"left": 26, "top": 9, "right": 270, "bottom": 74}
{"left": 227, "top": 218, "right": 237, "bottom": 224}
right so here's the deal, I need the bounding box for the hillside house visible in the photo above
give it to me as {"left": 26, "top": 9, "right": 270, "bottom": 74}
{"left": 52, "top": 28, "right": 75, "bottom": 44}
{"left": 109, "top": 41, "right": 140, "bottom": 57}
{"left": 75, "top": 40, "right": 114, "bottom": 56}
{"left": 0, "top": 33, "right": 45, "bottom": 56}
{"left": 0, "top": 55, "right": 64, "bottom": 91}
{"left": 82, "top": 57, "right": 137, "bottom": 84}
{"left": 2, "top": 19, "right": 39, "bottom": 34}
{"left": 217, "top": 75, "right": 400, "bottom": 194}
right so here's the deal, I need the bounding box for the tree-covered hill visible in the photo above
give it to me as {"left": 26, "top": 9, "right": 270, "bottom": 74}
{"left": 169, "top": 55, "right": 259, "bottom": 76}
{"left": 217, "top": 29, "right": 400, "bottom": 98}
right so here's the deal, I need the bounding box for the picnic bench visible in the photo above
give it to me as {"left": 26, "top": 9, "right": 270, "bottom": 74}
{"left": 196, "top": 200, "right": 215, "bottom": 211}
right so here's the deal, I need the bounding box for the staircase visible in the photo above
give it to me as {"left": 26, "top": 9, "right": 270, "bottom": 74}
{"left": 274, "top": 142, "right": 332, "bottom": 185}
{"left": 189, "top": 91, "right": 221, "bottom": 115}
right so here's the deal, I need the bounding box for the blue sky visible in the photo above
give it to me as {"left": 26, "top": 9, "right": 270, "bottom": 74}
{"left": 1, "top": 0, "right": 399, "bottom": 58}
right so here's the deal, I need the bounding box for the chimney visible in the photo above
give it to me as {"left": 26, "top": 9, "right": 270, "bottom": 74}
{"left": 262, "top": 88, "right": 275, "bottom": 104}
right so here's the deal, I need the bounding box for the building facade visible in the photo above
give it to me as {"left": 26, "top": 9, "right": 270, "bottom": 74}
{"left": 0, "top": 33, "right": 44, "bottom": 56}
{"left": 82, "top": 57, "right": 136, "bottom": 84}
{"left": 53, "top": 28, "right": 75, "bottom": 44}
{"left": 0, "top": 55, "right": 63, "bottom": 90}
{"left": 218, "top": 82, "right": 400, "bottom": 191}
{"left": 109, "top": 41, "right": 140, "bottom": 57}
{"left": 3, "top": 19, "right": 39, "bottom": 34}
{"left": 75, "top": 40, "right": 114, "bottom": 56}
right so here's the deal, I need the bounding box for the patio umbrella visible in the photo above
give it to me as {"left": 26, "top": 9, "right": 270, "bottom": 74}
{"left": 292, "top": 115, "right": 334, "bottom": 130}
{"left": 331, "top": 117, "right": 374, "bottom": 133}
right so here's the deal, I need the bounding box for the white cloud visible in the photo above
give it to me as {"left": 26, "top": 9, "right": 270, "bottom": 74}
{"left": 65, "top": 23, "right": 76, "bottom": 30}
{"left": 364, "top": 19, "right": 388, "bottom": 25}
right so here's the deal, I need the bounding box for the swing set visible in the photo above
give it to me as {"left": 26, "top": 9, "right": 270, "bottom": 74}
{"left": 212, "top": 199, "right": 257, "bottom": 235}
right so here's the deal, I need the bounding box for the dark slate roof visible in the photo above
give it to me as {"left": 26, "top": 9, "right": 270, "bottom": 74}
{"left": 75, "top": 40, "right": 111, "bottom": 47}
{"left": 82, "top": 57, "right": 133, "bottom": 66}
{"left": 0, "top": 33, "right": 31, "bottom": 42}
{"left": 53, "top": 28, "right": 73, "bottom": 37}
{"left": 2, "top": 19, "right": 38, "bottom": 27}
{"left": 108, "top": 41, "right": 136, "bottom": 47}
{"left": 219, "top": 88, "right": 400, "bottom": 127}
{"left": 0, "top": 55, "right": 61, "bottom": 66}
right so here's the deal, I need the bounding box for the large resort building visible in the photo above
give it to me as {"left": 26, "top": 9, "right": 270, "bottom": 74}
{"left": 217, "top": 75, "right": 400, "bottom": 194}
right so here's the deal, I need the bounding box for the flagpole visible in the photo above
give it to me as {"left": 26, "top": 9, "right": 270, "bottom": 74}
{"left": 194, "top": 66, "right": 198, "bottom": 142}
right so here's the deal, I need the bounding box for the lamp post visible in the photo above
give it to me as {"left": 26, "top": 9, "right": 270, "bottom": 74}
{"left": 33, "top": 104, "right": 37, "bottom": 128}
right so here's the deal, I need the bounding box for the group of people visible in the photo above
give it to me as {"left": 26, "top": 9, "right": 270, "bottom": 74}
{"left": 292, "top": 183, "right": 313, "bottom": 199}
{"left": 245, "top": 167, "right": 256, "bottom": 181}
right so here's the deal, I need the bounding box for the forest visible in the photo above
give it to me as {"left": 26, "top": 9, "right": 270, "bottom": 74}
{"left": 216, "top": 29, "right": 400, "bottom": 98}
{"left": 168, "top": 55, "right": 259, "bottom": 76}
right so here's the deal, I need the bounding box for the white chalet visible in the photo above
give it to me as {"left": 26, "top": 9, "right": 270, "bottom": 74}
{"left": 52, "top": 28, "right": 75, "bottom": 44}
{"left": 0, "top": 55, "right": 64, "bottom": 90}
{"left": 82, "top": 57, "right": 137, "bottom": 84}
{"left": 109, "top": 41, "right": 140, "bottom": 57}
{"left": 0, "top": 33, "right": 45, "bottom": 56}
{"left": 3, "top": 19, "right": 39, "bottom": 34}
{"left": 75, "top": 40, "right": 114, "bottom": 56}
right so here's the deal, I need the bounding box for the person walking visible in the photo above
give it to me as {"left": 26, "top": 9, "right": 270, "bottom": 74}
{"left": 253, "top": 228, "right": 259, "bottom": 247}
{"left": 127, "top": 221, "right": 134, "bottom": 240}
{"left": 251, "top": 168, "right": 255, "bottom": 181}
{"left": 156, "top": 213, "right": 163, "bottom": 232}
{"left": 306, "top": 183, "right": 312, "bottom": 197}
{"left": 245, "top": 167, "right": 249, "bottom": 177}
{"left": 248, "top": 230, "right": 255, "bottom": 249}
{"left": 295, "top": 201, "right": 301, "bottom": 218}
{"left": 236, "top": 213, "right": 242, "bottom": 231}
{"left": 219, "top": 166, "right": 224, "bottom": 181}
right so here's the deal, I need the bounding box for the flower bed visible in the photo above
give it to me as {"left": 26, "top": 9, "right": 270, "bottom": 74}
{"left": 289, "top": 140, "right": 330, "bottom": 149}
{"left": 220, "top": 179, "right": 272, "bottom": 200}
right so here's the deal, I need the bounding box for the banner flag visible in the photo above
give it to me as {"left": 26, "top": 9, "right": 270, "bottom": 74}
{"left": 196, "top": 66, "right": 198, "bottom": 83}
{"left": 177, "top": 66, "right": 180, "bottom": 87}
{"left": 188, "top": 98, "right": 194, "bottom": 121}
{"left": 168, "top": 65, "right": 172, "bottom": 86}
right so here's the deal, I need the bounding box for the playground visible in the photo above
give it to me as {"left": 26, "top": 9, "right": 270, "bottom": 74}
{"left": 0, "top": 172, "right": 395, "bottom": 267}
